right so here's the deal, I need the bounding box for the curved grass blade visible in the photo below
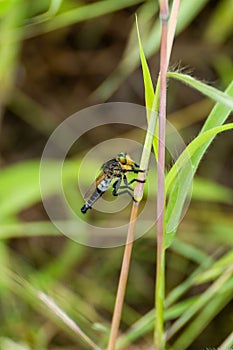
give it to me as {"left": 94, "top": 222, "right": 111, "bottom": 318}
{"left": 26, "top": 0, "right": 144, "bottom": 37}
{"left": 171, "top": 278, "right": 233, "bottom": 349}
{"left": 164, "top": 80, "right": 233, "bottom": 248}
{"left": 92, "top": 0, "right": 211, "bottom": 102}
{"left": 136, "top": 16, "right": 155, "bottom": 111}
{"left": 167, "top": 72, "right": 233, "bottom": 110}
{"left": 165, "top": 122, "right": 233, "bottom": 247}
{"left": 136, "top": 17, "right": 160, "bottom": 161}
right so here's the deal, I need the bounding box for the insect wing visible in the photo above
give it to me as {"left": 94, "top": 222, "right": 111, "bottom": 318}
{"left": 83, "top": 172, "right": 106, "bottom": 200}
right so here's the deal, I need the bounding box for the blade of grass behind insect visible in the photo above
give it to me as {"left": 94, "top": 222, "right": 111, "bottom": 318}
{"left": 25, "top": 0, "right": 144, "bottom": 37}
{"left": 38, "top": 292, "right": 101, "bottom": 350}
{"left": 167, "top": 72, "right": 233, "bottom": 109}
{"left": 115, "top": 248, "right": 216, "bottom": 348}
{"left": 164, "top": 80, "right": 233, "bottom": 248}
{"left": 30, "top": 0, "right": 63, "bottom": 23}
{"left": 92, "top": 0, "right": 210, "bottom": 102}
{"left": 203, "top": 0, "right": 233, "bottom": 45}
{"left": 0, "top": 0, "right": 27, "bottom": 116}
{"left": 107, "top": 17, "right": 159, "bottom": 350}
{"left": 0, "top": 262, "right": 101, "bottom": 349}
{"left": 0, "top": 338, "right": 30, "bottom": 350}
{"left": 124, "top": 1, "right": 158, "bottom": 59}
{"left": 0, "top": 221, "right": 60, "bottom": 239}
{"left": 172, "top": 278, "right": 233, "bottom": 349}
{"left": 192, "top": 177, "right": 233, "bottom": 204}
{"left": 0, "top": 159, "right": 80, "bottom": 220}
{"left": 135, "top": 16, "right": 159, "bottom": 161}
{"left": 219, "top": 331, "right": 233, "bottom": 350}
{"left": 165, "top": 122, "right": 233, "bottom": 246}
{"left": 136, "top": 16, "right": 155, "bottom": 111}
{"left": 116, "top": 296, "right": 197, "bottom": 350}
{"left": 166, "top": 265, "right": 233, "bottom": 341}
{"left": 30, "top": 240, "right": 86, "bottom": 288}
{"left": 194, "top": 250, "right": 233, "bottom": 284}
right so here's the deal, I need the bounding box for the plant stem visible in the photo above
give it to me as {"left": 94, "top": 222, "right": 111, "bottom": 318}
{"left": 107, "top": 0, "right": 180, "bottom": 347}
{"left": 107, "top": 85, "right": 158, "bottom": 350}
{"left": 166, "top": 0, "right": 180, "bottom": 69}
{"left": 155, "top": 1, "right": 169, "bottom": 349}
{"left": 107, "top": 203, "right": 139, "bottom": 350}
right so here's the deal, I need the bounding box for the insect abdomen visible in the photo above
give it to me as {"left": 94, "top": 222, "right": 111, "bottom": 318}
{"left": 97, "top": 178, "right": 112, "bottom": 192}
{"left": 81, "top": 188, "right": 102, "bottom": 213}
{"left": 81, "top": 178, "right": 112, "bottom": 214}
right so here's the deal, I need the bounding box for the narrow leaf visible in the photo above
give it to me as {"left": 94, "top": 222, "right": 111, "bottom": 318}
{"left": 167, "top": 72, "right": 233, "bottom": 110}
{"left": 165, "top": 123, "right": 233, "bottom": 248}
{"left": 136, "top": 15, "right": 155, "bottom": 111}
{"left": 164, "top": 80, "right": 233, "bottom": 248}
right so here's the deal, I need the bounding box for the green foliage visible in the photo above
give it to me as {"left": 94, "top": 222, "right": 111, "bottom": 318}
{"left": 168, "top": 72, "right": 233, "bottom": 110}
{"left": 165, "top": 80, "right": 233, "bottom": 247}
{"left": 134, "top": 8, "right": 233, "bottom": 349}
{"left": 0, "top": 0, "right": 233, "bottom": 349}
{"left": 0, "top": 0, "right": 27, "bottom": 103}
{"left": 204, "top": 0, "right": 233, "bottom": 45}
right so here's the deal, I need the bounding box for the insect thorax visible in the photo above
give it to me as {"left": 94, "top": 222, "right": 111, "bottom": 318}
{"left": 102, "top": 159, "right": 123, "bottom": 177}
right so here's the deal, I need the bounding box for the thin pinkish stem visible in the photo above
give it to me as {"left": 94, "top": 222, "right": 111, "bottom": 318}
{"left": 155, "top": 1, "right": 169, "bottom": 349}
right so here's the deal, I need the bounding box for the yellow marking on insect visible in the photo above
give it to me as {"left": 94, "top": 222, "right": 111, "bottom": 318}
{"left": 117, "top": 152, "right": 139, "bottom": 167}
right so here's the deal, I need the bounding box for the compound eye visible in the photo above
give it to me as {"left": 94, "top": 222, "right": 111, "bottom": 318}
{"left": 118, "top": 152, "right": 127, "bottom": 164}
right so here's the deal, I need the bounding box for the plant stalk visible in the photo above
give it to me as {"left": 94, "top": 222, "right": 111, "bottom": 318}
{"left": 107, "top": 80, "right": 158, "bottom": 350}
{"left": 155, "top": 1, "right": 169, "bottom": 349}
{"left": 107, "top": 203, "right": 139, "bottom": 350}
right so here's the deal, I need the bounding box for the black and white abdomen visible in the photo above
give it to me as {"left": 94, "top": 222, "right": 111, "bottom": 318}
{"left": 97, "top": 177, "right": 112, "bottom": 192}
{"left": 81, "top": 177, "right": 112, "bottom": 214}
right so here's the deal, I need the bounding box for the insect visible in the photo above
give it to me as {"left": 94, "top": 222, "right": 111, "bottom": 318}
{"left": 81, "top": 152, "right": 145, "bottom": 214}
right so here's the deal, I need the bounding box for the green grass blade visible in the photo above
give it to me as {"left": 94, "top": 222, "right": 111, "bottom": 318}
{"left": 0, "top": 222, "right": 60, "bottom": 239}
{"left": 26, "top": 0, "right": 144, "bottom": 37}
{"left": 165, "top": 123, "right": 233, "bottom": 247}
{"left": 166, "top": 125, "right": 233, "bottom": 192}
{"left": 219, "top": 331, "right": 233, "bottom": 350}
{"left": 0, "top": 161, "right": 41, "bottom": 219}
{"left": 166, "top": 266, "right": 233, "bottom": 341}
{"left": 0, "top": 338, "right": 30, "bottom": 350}
{"left": 194, "top": 250, "right": 233, "bottom": 284}
{"left": 136, "top": 16, "right": 155, "bottom": 111}
{"left": 172, "top": 279, "right": 233, "bottom": 349}
{"left": 0, "top": 0, "right": 27, "bottom": 105}
{"left": 135, "top": 16, "right": 159, "bottom": 163}
{"left": 200, "top": 80, "right": 233, "bottom": 130}
{"left": 164, "top": 80, "right": 233, "bottom": 248}
{"left": 167, "top": 72, "right": 233, "bottom": 109}
{"left": 0, "top": 159, "right": 77, "bottom": 220}
{"left": 192, "top": 177, "right": 233, "bottom": 204}
{"left": 93, "top": 0, "right": 211, "bottom": 102}
{"left": 28, "top": 0, "right": 63, "bottom": 23}
{"left": 116, "top": 249, "right": 216, "bottom": 348}
{"left": 204, "top": 0, "right": 233, "bottom": 45}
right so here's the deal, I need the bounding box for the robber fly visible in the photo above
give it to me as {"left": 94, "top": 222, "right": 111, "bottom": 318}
{"left": 81, "top": 152, "right": 145, "bottom": 214}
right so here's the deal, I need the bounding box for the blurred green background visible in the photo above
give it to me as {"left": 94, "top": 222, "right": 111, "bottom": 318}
{"left": 0, "top": 0, "right": 232, "bottom": 349}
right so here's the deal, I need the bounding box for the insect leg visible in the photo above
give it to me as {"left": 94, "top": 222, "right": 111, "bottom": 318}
{"left": 126, "top": 178, "right": 146, "bottom": 185}
{"left": 112, "top": 175, "right": 135, "bottom": 200}
{"left": 112, "top": 174, "right": 146, "bottom": 201}
{"left": 127, "top": 167, "right": 145, "bottom": 174}
{"left": 113, "top": 189, "right": 136, "bottom": 201}
{"left": 122, "top": 174, "right": 146, "bottom": 186}
{"left": 112, "top": 178, "right": 122, "bottom": 196}
{"left": 111, "top": 177, "right": 136, "bottom": 200}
